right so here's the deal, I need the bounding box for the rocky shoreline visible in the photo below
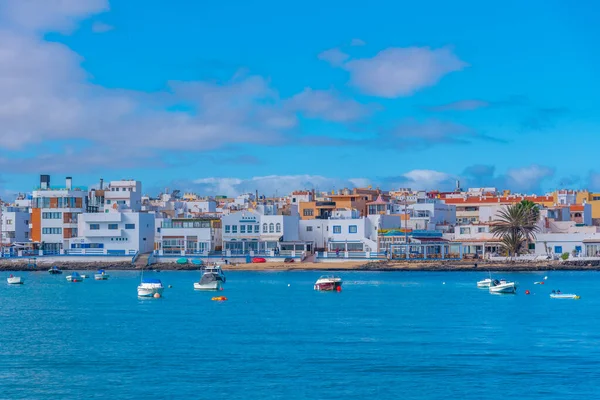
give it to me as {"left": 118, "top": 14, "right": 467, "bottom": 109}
{"left": 1, "top": 258, "right": 600, "bottom": 272}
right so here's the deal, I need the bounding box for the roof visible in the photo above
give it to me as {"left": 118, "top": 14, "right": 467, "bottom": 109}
{"left": 570, "top": 205, "right": 585, "bottom": 212}
{"left": 443, "top": 195, "right": 553, "bottom": 205}
{"left": 367, "top": 194, "right": 388, "bottom": 205}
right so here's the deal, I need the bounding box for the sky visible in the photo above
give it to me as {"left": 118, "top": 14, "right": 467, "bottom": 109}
{"left": 0, "top": 0, "right": 599, "bottom": 199}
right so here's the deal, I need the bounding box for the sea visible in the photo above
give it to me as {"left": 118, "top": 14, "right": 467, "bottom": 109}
{"left": 1, "top": 270, "right": 599, "bottom": 399}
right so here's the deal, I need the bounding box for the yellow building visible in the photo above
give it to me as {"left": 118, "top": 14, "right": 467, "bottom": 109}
{"left": 576, "top": 191, "right": 600, "bottom": 219}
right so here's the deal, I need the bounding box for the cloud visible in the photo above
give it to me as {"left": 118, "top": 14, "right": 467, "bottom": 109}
{"left": 425, "top": 99, "right": 490, "bottom": 112}
{"left": 462, "top": 164, "right": 555, "bottom": 193}
{"left": 91, "top": 21, "right": 113, "bottom": 33}
{"left": 350, "top": 38, "right": 366, "bottom": 46}
{"left": 190, "top": 175, "right": 368, "bottom": 197}
{"left": 317, "top": 48, "right": 349, "bottom": 67}
{"left": 343, "top": 46, "right": 467, "bottom": 97}
{"left": 287, "top": 88, "right": 376, "bottom": 122}
{"left": 0, "top": 0, "right": 109, "bottom": 32}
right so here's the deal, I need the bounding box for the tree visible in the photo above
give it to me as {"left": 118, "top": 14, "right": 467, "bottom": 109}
{"left": 491, "top": 201, "right": 540, "bottom": 257}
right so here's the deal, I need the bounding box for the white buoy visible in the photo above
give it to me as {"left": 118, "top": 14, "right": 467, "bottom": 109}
{"left": 544, "top": 276, "right": 548, "bottom": 280}
{"left": 287, "top": 284, "right": 290, "bottom": 287}
{"left": 442, "top": 282, "right": 446, "bottom": 285}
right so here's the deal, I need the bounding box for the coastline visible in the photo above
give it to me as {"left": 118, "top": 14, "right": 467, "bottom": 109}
{"left": 1, "top": 259, "right": 600, "bottom": 272}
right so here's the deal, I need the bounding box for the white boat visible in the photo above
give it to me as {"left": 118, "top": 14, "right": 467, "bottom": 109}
{"left": 550, "top": 292, "right": 580, "bottom": 299}
{"left": 477, "top": 278, "right": 492, "bottom": 288}
{"left": 80, "top": 274, "right": 89, "bottom": 279}
{"left": 7, "top": 275, "right": 23, "bottom": 285}
{"left": 66, "top": 272, "right": 83, "bottom": 282}
{"left": 138, "top": 278, "right": 164, "bottom": 297}
{"left": 94, "top": 269, "right": 110, "bottom": 280}
{"left": 314, "top": 275, "right": 342, "bottom": 291}
{"left": 193, "top": 265, "right": 225, "bottom": 291}
{"left": 489, "top": 279, "right": 517, "bottom": 294}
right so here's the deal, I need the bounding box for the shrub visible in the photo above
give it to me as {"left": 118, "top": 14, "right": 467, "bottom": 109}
{"left": 561, "top": 252, "right": 570, "bottom": 261}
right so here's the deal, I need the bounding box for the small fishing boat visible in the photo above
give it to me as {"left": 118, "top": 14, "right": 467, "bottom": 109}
{"left": 94, "top": 269, "right": 110, "bottom": 280}
{"left": 194, "top": 265, "right": 226, "bottom": 290}
{"left": 550, "top": 291, "right": 580, "bottom": 299}
{"left": 66, "top": 272, "right": 83, "bottom": 282}
{"left": 176, "top": 258, "right": 188, "bottom": 265}
{"left": 314, "top": 275, "right": 342, "bottom": 291}
{"left": 477, "top": 278, "right": 492, "bottom": 288}
{"left": 7, "top": 274, "right": 24, "bottom": 285}
{"left": 489, "top": 279, "right": 517, "bottom": 294}
{"left": 80, "top": 274, "right": 89, "bottom": 279}
{"left": 191, "top": 259, "right": 203, "bottom": 266}
{"left": 138, "top": 278, "right": 164, "bottom": 298}
{"left": 48, "top": 266, "right": 62, "bottom": 274}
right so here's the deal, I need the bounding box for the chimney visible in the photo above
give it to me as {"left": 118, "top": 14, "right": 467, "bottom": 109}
{"left": 40, "top": 174, "right": 50, "bottom": 190}
{"left": 66, "top": 177, "right": 72, "bottom": 190}
{"left": 100, "top": 178, "right": 104, "bottom": 190}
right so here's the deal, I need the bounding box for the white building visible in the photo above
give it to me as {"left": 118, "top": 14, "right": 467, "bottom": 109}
{"left": 1, "top": 206, "right": 30, "bottom": 245}
{"left": 185, "top": 199, "right": 217, "bottom": 214}
{"left": 31, "top": 175, "right": 87, "bottom": 252}
{"left": 104, "top": 180, "right": 142, "bottom": 212}
{"left": 221, "top": 210, "right": 300, "bottom": 254}
{"left": 157, "top": 217, "right": 222, "bottom": 255}
{"left": 324, "top": 211, "right": 402, "bottom": 253}
{"left": 534, "top": 232, "right": 600, "bottom": 257}
{"left": 68, "top": 211, "right": 155, "bottom": 255}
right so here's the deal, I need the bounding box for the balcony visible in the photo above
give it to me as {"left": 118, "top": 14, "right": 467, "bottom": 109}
{"left": 84, "top": 228, "right": 123, "bottom": 237}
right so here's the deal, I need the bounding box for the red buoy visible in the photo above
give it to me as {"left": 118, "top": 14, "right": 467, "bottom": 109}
{"left": 336, "top": 286, "right": 342, "bottom": 292}
{"left": 540, "top": 281, "right": 544, "bottom": 285}
{"left": 525, "top": 290, "right": 530, "bottom": 295}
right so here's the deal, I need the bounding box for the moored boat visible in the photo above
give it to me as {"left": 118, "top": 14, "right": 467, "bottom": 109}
{"left": 48, "top": 266, "right": 62, "bottom": 274}
{"left": 489, "top": 279, "right": 517, "bottom": 294}
{"left": 477, "top": 278, "right": 492, "bottom": 288}
{"left": 66, "top": 272, "right": 83, "bottom": 282}
{"left": 314, "top": 275, "right": 342, "bottom": 291}
{"left": 138, "top": 278, "right": 164, "bottom": 297}
{"left": 194, "top": 265, "right": 226, "bottom": 290}
{"left": 7, "top": 274, "right": 24, "bottom": 285}
{"left": 94, "top": 269, "right": 110, "bottom": 280}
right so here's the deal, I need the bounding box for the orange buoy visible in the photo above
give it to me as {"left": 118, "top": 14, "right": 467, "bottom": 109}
{"left": 153, "top": 293, "right": 161, "bottom": 298}
{"left": 211, "top": 296, "right": 227, "bottom": 301}
{"left": 525, "top": 290, "right": 530, "bottom": 295}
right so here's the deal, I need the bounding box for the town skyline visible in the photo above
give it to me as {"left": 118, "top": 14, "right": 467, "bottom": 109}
{"left": 1, "top": 0, "right": 599, "bottom": 198}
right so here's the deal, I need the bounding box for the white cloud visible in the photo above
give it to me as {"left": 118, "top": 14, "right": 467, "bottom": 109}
{"left": 0, "top": 0, "right": 109, "bottom": 32}
{"left": 401, "top": 169, "right": 454, "bottom": 189}
{"left": 91, "top": 21, "right": 114, "bottom": 33}
{"left": 317, "top": 48, "right": 349, "bottom": 67}
{"left": 350, "top": 38, "right": 366, "bottom": 46}
{"left": 343, "top": 46, "right": 467, "bottom": 97}
{"left": 505, "top": 165, "right": 554, "bottom": 192}
{"left": 287, "top": 88, "right": 374, "bottom": 122}
{"left": 192, "top": 175, "right": 370, "bottom": 197}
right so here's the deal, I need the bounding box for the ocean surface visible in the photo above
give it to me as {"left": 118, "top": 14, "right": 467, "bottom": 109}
{"left": 1, "top": 270, "right": 599, "bottom": 399}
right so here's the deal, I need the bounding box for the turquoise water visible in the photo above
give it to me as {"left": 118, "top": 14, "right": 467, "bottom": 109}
{"left": 1, "top": 270, "right": 599, "bottom": 399}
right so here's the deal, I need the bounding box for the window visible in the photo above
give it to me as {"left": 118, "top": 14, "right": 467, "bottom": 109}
{"left": 349, "top": 225, "right": 357, "bottom": 234}
{"left": 554, "top": 246, "right": 563, "bottom": 254}
{"left": 269, "top": 223, "right": 274, "bottom": 233}
{"left": 248, "top": 225, "right": 253, "bottom": 233}
{"left": 333, "top": 225, "right": 341, "bottom": 234}
{"left": 6, "top": 219, "right": 13, "bottom": 225}
{"left": 254, "top": 225, "right": 259, "bottom": 233}
{"left": 108, "top": 224, "right": 118, "bottom": 230}
{"left": 263, "top": 223, "right": 268, "bottom": 233}
{"left": 478, "top": 227, "right": 486, "bottom": 233}
{"left": 90, "top": 224, "right": 100, "bottom": 230}
{"left": 303, "top": 209, "right": 314, "bottom": 217}
{"left": 225, "top": 225, "right": 231, "bottom": 233}
{"left": 232, "top": 225, "right": 238, "bottom": 233}
{"left": 42, "top": 228, "right": 62, "bottom": 234}
{"left": 460, "top": 228, "right": 471, "bottom": 234}
{"left": 276, "top": 223, "right": 281, "bottom": 233}
{"left": 240, "top": 225, "right": 246, "bottom": 233}
{"left": 106, "top": 200, "right": 111, "bottom": 204}
{"left": 125, "top": 224, "right": 135, "bottom": 229}
{"left": 42, "top": 212, "right": 61, "bottom": 219}
{"left": 306, "top": 226, "right": 313, "bottom": 232}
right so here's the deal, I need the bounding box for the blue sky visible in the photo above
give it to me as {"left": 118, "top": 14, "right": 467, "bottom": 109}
{"left": 0, "top": 0, "right": 599, "bottom": 198}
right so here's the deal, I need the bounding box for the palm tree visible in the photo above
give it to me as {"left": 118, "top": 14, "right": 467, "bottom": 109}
{"left": 491, "top": 201, "right": 540, "bottom": 257}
